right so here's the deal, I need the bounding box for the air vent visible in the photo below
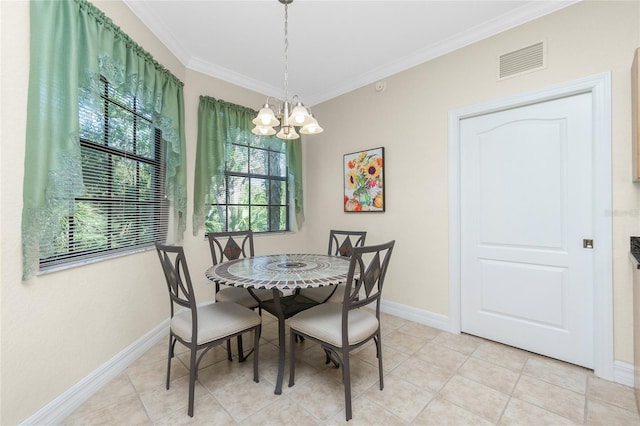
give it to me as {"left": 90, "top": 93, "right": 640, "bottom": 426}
{"left": 499, "top": 41, "right": 546, "bottom": 80}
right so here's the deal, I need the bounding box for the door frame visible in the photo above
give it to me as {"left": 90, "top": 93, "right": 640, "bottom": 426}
{"left": 448, "top": 72, "right": 613, "bottom": 379}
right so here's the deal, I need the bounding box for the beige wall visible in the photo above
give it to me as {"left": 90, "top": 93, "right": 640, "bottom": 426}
{"left": 1, "top": 0, "right": 639, "bottom": 424}
{"left": 305, "top": 0, "right": 640, "bottom": 371}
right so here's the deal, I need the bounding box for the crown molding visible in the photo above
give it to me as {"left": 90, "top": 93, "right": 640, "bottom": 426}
{"left": 124, "top": 0, "right": 581, "bottom": 106}
{"left": 302, "top": 0, "right": 580, "bottom": 105}
{"left": 122, "top": 0, "right": 192, "bottom": 65}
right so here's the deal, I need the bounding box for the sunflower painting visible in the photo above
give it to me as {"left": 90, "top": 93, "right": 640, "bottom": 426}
{"left": 343, "top": 147, "right": 385, "bottom": 212}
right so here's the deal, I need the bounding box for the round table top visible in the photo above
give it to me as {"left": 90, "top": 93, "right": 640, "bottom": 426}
{"left": 205, "top": 253, "right": 352, "bottom": 290}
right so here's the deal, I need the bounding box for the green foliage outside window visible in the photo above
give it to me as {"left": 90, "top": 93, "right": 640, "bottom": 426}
{"left": 205, "top": 135, "right": 289, "bottom": 234}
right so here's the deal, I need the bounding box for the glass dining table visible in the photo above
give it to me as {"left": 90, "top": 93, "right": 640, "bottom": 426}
{"left": 205, "top": 253, "right": 351, "bottom": 394}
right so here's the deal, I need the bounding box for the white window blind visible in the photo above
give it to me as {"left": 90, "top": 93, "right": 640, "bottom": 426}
{"left": 40, "top": 77, "right": 168, "bottom": 270}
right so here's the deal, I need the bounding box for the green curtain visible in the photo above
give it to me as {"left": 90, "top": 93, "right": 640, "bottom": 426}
{"left": 286, "top": 138, "right": 305, "bottom": 230}
{"left": 22, "top": 0, "right": 187, "bottom": 280}
{"left": 192, "top": 96, "right": 305, "bottom": 236}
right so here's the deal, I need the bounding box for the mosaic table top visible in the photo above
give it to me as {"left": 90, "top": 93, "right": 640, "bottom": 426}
{"left": 205, "top": 253, "right": 352, "bottom": 290}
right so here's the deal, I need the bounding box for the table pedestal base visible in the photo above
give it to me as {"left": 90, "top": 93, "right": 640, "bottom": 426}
{"left": 248, "top": 289, "right": 321, "bottom": 394}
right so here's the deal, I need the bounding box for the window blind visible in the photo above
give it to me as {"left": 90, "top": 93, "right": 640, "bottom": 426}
{"left": 40, "top": 78, "right": 168, "bottom": 270}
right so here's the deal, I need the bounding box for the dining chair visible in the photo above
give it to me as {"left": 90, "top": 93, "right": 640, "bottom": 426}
{"left": 208, "top": 230, "right": 272, "bottom": 362}
{"left": 155, "top": 243, "right": 261, "bottom": 417}
{"left": 288, "top": 240, "right": 395, "bottom": 421}
{"left": 299, "top": 230, "right": 367, "bottom": 304}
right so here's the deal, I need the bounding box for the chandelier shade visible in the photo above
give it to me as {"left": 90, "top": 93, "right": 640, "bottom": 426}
{"left": 251, "top": 124, "right": 277, "bottom": 136}
{"left": 289, "top": 102, "right": 311, "bottom": 125}
{"left": 252, "top": 0, "right": 323, "bottom": 140}
{"left": 276, "top": 125, "right": 299, "bottom": 140}
{"left": 299, "top": 116, "right": 323, "bottom": 134}
{"left": 252, "top": 104, "right": 280, "bottom": 127}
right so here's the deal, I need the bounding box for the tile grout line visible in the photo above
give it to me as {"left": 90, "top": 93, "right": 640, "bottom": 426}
{"left": 64, "top": 319, "right": 640, "bottom": 425}
{"left": 494, "top": 350, "right": 530, "bottom": 425}
{"left": 125, "top": 370, "right": 156, "bottom": 424}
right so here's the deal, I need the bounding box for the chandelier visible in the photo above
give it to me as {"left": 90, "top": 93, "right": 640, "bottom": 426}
{"left": 251, "top": 0, "right": 323, "bottom": 140}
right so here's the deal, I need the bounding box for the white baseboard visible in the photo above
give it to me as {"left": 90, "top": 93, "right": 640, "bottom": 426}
{"left": 380, "top": 298, "right": 457, "bottom": 333}
{"left": 22, "top": 319, "right": 169, "bottom": 425}
{"left": 614, "top": 360, "right": 635, "bottom": 388}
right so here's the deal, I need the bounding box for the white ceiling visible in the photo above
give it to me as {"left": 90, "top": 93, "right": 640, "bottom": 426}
{"left": 123, "top": 0, "right": 578, "bottom": 106}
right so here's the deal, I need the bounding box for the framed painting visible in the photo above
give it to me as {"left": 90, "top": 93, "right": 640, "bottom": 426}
{"left": 344, "top": 147, "right": 385, "bottom": 212}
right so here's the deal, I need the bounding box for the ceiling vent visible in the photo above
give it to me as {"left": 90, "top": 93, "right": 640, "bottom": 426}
{"left": 498, "top": 41, "right": 546, "bottom": 80}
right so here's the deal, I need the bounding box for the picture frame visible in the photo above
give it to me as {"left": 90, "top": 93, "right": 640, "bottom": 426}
{"left": 343, "top": 147, "right": 385, "bottom": 212}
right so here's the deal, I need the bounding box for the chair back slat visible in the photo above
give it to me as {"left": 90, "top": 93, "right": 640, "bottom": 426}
{"left": 155, "top": 244, "right": 198, "bottom": 336}
{"left": 208, "top": 231, "right": 255, "bottom": 265}
{"left": 208, "top": 231, "right": 255, "bottom": 294}
{"left": 328, "top": 230, "right": 367, "bottom": 257}
{"left": 342, "top": 240, "right": 395, "bottom": 312}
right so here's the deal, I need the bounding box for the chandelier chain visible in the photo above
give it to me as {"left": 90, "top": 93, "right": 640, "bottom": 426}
{"left": 283, "top": 1, "right": 289, "bottom": 104}
{"left": 251, "top": 0, "right": 322, "bottom": 139}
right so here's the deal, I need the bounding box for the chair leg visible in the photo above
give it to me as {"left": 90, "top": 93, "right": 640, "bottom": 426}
{"left": 187, "top": 347, "right": 197, "bottom": 417}
{"left": 343, "top": 350, "right": 352, "bottom": 421}
{"left": 237, "top": 335, "right": 246, "bottom": 362}
{"left": 226, "top": 339, "right": 233, "bottom": 361}
{"left": 288, "top": 330, "right": 297, "bottom": 387}
{"left": 237, "top": 305, "right": 262, "bottom": 362}
{"left": 166, "top": 335, "right": 174, "bottom": 390}
{"left": 376, "top": 332, "right": 384, "bottom": 390}
{"left": 324, "top": 348, "right": 339, "bottom": 367}
{"left": 253, "top": 326, "right": 261, "bottom": 383}
{"left": 373, "top": 335, "right": 380, "bottom": 358}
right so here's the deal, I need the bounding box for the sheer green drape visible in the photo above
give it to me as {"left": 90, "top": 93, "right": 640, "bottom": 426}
{"left": 22, "top": 0, "right": 187, "bottom": 280}
{"left": 286, "top": 138, "right": 305, "bottom": 230}
{"left": 192, "top": 96, "right": 304, "bottom": 235}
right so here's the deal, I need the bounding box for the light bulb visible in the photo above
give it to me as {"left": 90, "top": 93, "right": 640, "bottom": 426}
{"left": 289, "top": 104, "right": 310, "bottom": 126}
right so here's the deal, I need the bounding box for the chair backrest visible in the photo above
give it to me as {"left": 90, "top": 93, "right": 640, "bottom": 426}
{"left": 208, "top": 231, "right": 255, "bottom": 265}
{"left": 155, "top": 243, "right": 197, "bottom": 328}
{"left": 208, "top": 231, "right": 255, "bottom": 293}
{"left": 328, "top": 230, "right": 367, "bottom": 257}
{"left": 342, "top": 240, "right": 395, "bottom": 323}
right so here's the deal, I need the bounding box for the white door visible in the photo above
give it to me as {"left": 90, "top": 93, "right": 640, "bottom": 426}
{"left": 460, "top": 92, "right": 594, "bottom": 368}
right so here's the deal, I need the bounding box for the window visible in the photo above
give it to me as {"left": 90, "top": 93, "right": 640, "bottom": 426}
{"left": 39, "top": 77, "right": 168, "bottom": 270}
{"left": 23, "top": 0, "right": 186, "bottom": 280}
{"left": 205, "top": 135, "right": 289, "bottom": 233}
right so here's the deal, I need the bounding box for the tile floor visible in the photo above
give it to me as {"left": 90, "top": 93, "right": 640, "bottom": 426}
{"left": 64, "top": 311, "right": 640, "bottom": 425}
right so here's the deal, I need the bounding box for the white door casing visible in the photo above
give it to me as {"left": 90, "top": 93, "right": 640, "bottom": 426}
{"left": 448, "top": 73, "right": 612, "bottom": 379}
{"left": 460, "top": 93, "right": 593, "bottom": 367}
